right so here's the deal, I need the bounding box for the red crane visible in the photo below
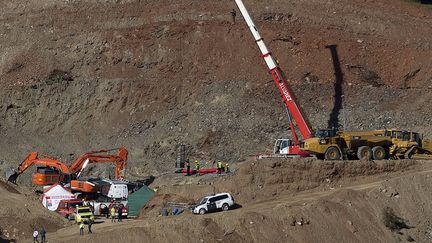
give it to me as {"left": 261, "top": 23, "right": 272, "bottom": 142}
{"left": 234, "top": 0, "right": 312, "bottom": 157}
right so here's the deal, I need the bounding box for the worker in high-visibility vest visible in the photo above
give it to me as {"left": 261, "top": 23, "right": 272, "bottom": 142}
{"left": 225, "top": 163, "right": 230, "bottom": 173}
{"left": 79, "top": 222, "right": 85, "bottom": 235}
{"left": 217, "top": 161, "right": 223, "bottom": 174}
{"left": 195, "top": 160, "right": 200, "bottom": 176}
{"left": 110, "top": 206, "right": 116, "bottom": 222}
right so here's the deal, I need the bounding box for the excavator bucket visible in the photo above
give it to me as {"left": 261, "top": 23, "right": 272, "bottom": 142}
{"left": 5, "top": 168, "right": 19, "bottom": 184}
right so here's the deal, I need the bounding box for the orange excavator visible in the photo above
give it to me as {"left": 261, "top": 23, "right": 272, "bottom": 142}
{"left": 6, "top": 147, "right": 128, "bottom": 186}
{"left": 68, "top": 147, "right": 128, "bottom": 179}
{"left": 6, "top": 152, "right": 72, "bottom": 185}
{"left": 68, "top": 147, "right": 129, "bottom": 193}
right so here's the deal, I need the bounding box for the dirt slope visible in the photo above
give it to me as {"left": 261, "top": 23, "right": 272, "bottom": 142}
{"left": 41, "top": 159, "right": 432, "bottom": 243}
{"left": 0, "top": 180, "right": 66, "bottom": 242}
{"left": 0, "top": 0, "right": 432, "bottom": 177}
{"left": 1, "top": 1, "right": 432, "bottom": 242}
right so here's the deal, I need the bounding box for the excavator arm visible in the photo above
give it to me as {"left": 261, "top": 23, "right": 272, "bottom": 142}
{"left": 7, "top": 152, "right": 70, "bottom": 184}
{"left": 69, "top": 147, "right": 128, "bottom": 179}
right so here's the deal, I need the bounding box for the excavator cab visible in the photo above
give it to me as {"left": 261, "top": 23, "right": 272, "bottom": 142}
{"left": 32, "top": 167, "right": 63, "bottom": 186}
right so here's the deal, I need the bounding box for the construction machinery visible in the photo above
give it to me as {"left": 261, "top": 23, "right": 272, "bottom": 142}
{"left": 234, "top": 0, "right": 432, "bottom": 161}
{"left": 69, "top": 147, "right": 128, "bottom": 193}
{"left": 6, "top": 152, "right": 71, "bottom": 185}
{"left": 385, "top": 129, "right": 432, "bottom": 159}
{"left": 7, "top": 147, "right": 128, "bottom": 186}
{"left": 56, "top": 199, "right": 84, "bottom": 220}
{"left": 74, "top": 205, "right": 94, "bottom": 224}
{"left": 234, "top": 0, "right": 312, "bottom": 157}
{"left": 302, "top": 129, "right": 432, "bottom": 160}
{"left": 69, "top": 147, "right": 128, "bottom": 179}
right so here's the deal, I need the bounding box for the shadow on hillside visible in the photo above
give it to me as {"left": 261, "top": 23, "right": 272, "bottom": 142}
{"left": 0, "top": 238, "right": 16, "bottom": 243}
{"left": 325, "top": 44, "right": 344, "bottom": 130}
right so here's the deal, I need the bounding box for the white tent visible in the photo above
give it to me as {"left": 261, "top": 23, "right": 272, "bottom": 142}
{"left": 41, "top": 184, "right": 75, "bottom": 211}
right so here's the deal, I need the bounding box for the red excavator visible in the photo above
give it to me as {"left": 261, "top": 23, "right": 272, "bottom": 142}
{"left": 234, "top": 0, "right": 313, "bottom": 158}
{"left": 6, "top": 147, "right": 128, "bottom": 186}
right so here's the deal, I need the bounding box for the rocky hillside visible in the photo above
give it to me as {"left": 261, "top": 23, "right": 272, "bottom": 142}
{"left": 0, "top": 0, "right": 431, "bottom": 176}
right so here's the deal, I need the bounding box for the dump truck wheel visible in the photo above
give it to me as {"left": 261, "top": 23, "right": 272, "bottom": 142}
{"left": 372, "top": 146, "right": 386, "bottom": 160}
{"left": 357, "top": 146, "right": 372, "bottom": 160}
{"left": 324, "top": 147, "right": 341, "bottom": 160}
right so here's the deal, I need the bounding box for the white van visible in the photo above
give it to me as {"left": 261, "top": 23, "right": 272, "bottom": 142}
{"left": 192, "top": 193, "right": 235, "bottom": 215}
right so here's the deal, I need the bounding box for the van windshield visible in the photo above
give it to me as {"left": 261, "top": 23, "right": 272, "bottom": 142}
{"left": 199, "top": 198, "right": 208, "bottom": 205}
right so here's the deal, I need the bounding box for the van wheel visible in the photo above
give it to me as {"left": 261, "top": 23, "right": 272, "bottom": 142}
{"left": 222, "top": 204, "right": 229, "bottom": 211}
{"left": 199, "top": 208, "right": 206, "bottom": 215}
{"left": 372, "top": 146, "right": 386, "bottom": 160}
{"left": 357, "top": 146, "right": 372, "bottom": 160}
{"left": 324, "top": 147, "right": 341, "bottom": 160}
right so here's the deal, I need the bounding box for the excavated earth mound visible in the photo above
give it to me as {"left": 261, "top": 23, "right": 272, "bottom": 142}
{"left": 0, "top": 0, "right": 432, "bottom": 242}
{"left": 140, "top": 158, "right": 417, "bottom": 217}
{"left": 0, "top": 180, "right": 66, "bottom": 242}
{"left": 44, "top": 159, "right": 432, "bottom": 243}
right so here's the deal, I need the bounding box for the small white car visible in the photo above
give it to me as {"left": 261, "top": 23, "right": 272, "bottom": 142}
{"left": 192, "top": 193, "right": 235, "bottom": 215}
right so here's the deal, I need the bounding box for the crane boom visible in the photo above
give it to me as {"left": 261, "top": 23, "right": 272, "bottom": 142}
{"left": 234, "top": 0, "right": 312, "bottom": 143}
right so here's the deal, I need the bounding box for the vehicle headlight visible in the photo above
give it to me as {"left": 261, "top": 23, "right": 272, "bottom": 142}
{"left": 319, "top": 139, "right": 328, "bottom": 145}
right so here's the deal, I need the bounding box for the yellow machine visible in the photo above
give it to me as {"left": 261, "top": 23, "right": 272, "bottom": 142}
{"left": 302, "top": 129, "right": 432, "bottom": 160}
{"left": 385, "top": 130, "right": 432, "bottom": 159}
{"left": 74, "top": 206, "right": 94, "bottom": 224}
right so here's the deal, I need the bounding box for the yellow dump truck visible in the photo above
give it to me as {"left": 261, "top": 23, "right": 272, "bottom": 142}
{"left": 302, "top": 129, "right": 432, "bottom": 160}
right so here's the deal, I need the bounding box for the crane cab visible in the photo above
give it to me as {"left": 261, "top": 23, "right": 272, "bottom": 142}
{"left": 273, "top": 139, "right": 310, "bottom": 158}
{"left": 274, "top": 139, "right": 293, "bottom": 155}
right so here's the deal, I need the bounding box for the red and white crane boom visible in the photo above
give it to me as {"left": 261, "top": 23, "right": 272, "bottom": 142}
{"left": 234, "top": 0, "right": 312, "bottom": 156}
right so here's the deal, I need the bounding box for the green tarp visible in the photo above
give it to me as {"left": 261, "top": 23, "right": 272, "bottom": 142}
{"left": 128, "top": 185, "right": 155, "bottom": 217}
